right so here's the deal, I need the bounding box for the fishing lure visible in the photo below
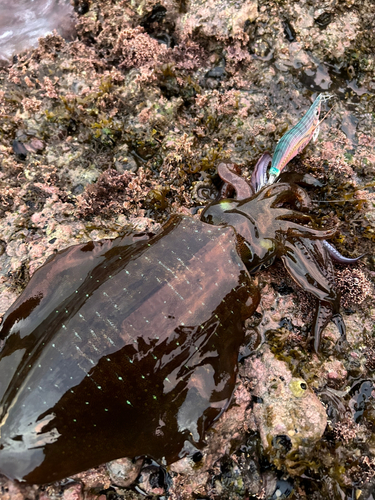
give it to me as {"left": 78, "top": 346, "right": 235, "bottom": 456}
{"left": 268, "top": 93, "right": 333, "bottom": 184}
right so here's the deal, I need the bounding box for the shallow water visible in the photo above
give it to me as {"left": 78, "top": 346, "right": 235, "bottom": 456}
{"left": 0, "top": 0, "right": 74, "bottom": 63}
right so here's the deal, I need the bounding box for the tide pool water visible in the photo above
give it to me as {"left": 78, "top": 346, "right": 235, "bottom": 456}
{"left": 0, "top": 0, "right": 75, "bottom": 63}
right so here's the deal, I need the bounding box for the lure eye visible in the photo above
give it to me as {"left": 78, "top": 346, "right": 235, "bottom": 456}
{"left": 315, "top": 108, "right": 320, "bottom": 116}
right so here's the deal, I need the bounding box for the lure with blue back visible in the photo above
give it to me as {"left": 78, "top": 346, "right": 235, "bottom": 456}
{"left": 268, "top": 94, "right": 332, "bottom": 184}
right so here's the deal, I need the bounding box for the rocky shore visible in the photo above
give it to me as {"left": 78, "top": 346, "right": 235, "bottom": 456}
{"left": 0, "top": 0, "right": 374, "bottom": 498}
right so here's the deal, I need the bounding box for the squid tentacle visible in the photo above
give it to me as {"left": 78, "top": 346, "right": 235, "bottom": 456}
{"left": 255, "top": 182, "right": 313, "bottom": 211}
{"left": 271, "top": 187, "right": 313, "bottom": 211}
{"left": 284, "top": 223, "right": 338, "bottom": 240}
{"left": 249, "top": 152, "right": 272, "bottom": 193}
{"left": 278, "top": 172, "right": 324, "bottom": 188}
{"left": 275, "top": 210, "right": 315, "bottom": 223}
{"left": 218, "top": 163, "right": 254, "bottom": 200}
{"left": 310, "top": 301, "right": 344, "bottom": 353}
{"left": 323, "top": 240, "right": 365, "bottom": 264}
{"left": 259, "top": 156, "right": 364, "bottom": 265}
{"left": 255, "top": 183, "right": 296, "bottom": 201}
{"left": 280, "top": 238, "right": 342, "bottom": 353}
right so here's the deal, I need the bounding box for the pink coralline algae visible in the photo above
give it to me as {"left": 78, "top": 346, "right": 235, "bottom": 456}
{"left": 336, "top": 267, "right": 372, "bottom": 308}
{"left": 114, "top": 27, "right": 164, "bottom": 69}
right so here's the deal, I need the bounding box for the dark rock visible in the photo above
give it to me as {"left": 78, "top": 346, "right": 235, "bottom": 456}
{"left": 283, "top": 19, "right": 296, "bottom": 42}
{"left": 271, "top": 282, "right": 295, "bottom": 295}
{"left": 205, "top": 66, "right": 226, "bottom": 79}
{"left": 12, "top": 140, "right": 28, "bottom": 160}
{"left": 315, "top": 12, "right": 332, "bottom": 29}
{"left": 140, "top": 4, "right": 167, "bottom": 31}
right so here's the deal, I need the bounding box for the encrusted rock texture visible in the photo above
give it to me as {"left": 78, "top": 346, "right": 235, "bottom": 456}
{"left": 0, "top": 0, "right": 374, "bottom": 498}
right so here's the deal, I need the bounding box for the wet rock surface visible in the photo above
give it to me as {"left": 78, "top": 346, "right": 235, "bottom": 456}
{"left": 0, "top": 0, "right": 374, "bottom": 498}
{"left": 247, "top": 347, "right": 328, "bottom": 462}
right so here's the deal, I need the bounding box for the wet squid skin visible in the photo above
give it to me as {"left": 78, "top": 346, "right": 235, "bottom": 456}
{"left": 0, "top": 180, "right": 342, "bottom": 485}
{"left": 0, "top": 215, "right": 260, "bottom": 484}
